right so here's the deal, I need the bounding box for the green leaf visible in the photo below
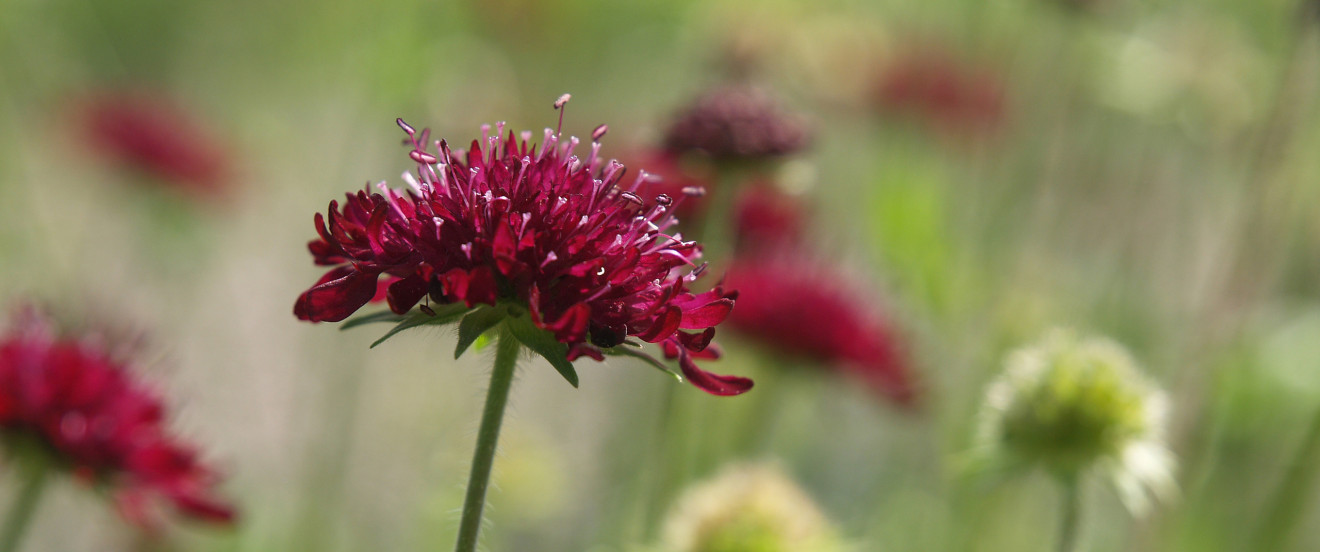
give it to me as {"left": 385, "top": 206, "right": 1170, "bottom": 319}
{"left": 602, "top": 343, "right": 683, "bottom": 382}
{"left": 504, "top": 314, "right": 579, "bottom": 388}
{"left": 340, "top": 310, "right": 407, "bottom": 331}
{"left": 368, "top": 304, "right": 472, "bottom": 349}
{"left": 454, "top": 305, "right": 507, "bottom": 359}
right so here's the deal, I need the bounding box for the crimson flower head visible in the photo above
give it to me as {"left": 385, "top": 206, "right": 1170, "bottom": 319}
{"left": 77, "top": 91, "right": 233, "bottom": 199}
{"left": 0, "top": 307, "right": 235, "bottom": 528}
{"left": 294, "top": 97, "right": 751, "bottom": 396}
{"left": 874, "top": 50, "right": 1006, "bottom": 135}
{"left": 663, "top": 84, "right": 811, "bottom": 161}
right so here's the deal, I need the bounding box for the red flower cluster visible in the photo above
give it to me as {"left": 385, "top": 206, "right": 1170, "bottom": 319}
{"left": 294, "top": 108, "right": 751, "bottom": 395}
{"left": 663, "top": 84, "right": 811, "bottom": 160}
{"left": 874, "top": 50, "right": 1006, "bottom": 135}
{"left": 0, "top": 308, "right": 234, "bottom": 528}
{"left": 78, "top": 91, "right": 233, "bottom": 198}
{"left": 724, "top": 186, "right": 917, "bottom": 405}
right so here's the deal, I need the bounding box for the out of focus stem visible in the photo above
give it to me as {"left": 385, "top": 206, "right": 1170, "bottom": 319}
{"left": 454, "top": 324, "right": 520, "bottom": 552}
{"left": 1056, "top": 475, "right": 1080, "bottom": 552}
{"left": 0, "top": 459, "right": 49, "bottom": 552}
{"left": 1251, "top": 401, "right": 1320, "bottom": 551}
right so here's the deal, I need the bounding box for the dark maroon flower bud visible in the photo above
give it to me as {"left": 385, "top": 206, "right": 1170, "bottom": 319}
{"left": 0, "top": 306, "right": 236, "bottom": 528}
{"left": 664, "top": 84, "right": 811, "bottom": 161}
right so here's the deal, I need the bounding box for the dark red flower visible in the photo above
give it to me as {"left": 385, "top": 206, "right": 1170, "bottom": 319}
{"left": 0, "top": 308, "right": 235, "bottom": 528}
{"left": 77, "top": 91, "right": 233, "bottom": 199}
{"left": 732, "top": 184, "right": 807, "bottom": 256}
{"left": 294, "top": 105, "right": 751, "bottom": 396}
{"left": 874, "top": 50, "right": 1006, "bottom": 135}
{"left": 663, "top": 84, "right": 811, "bottom": 160}
{"left": 723, "top": 256, "right": 916, "bottom": 406}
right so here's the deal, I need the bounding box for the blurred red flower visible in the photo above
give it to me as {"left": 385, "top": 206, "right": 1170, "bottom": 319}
{"left": 874, "top": 50, "right": 1006, "bottom": 135}
{"left": 732, "top": 184, "right": 807, "bottom": 256}
{"left": 77, "top": 91, "right": 233, "bottom": 199}
{"left": 0, "top": 307, "right": 235, "bottom": 529}
{"left": 294, "top": 110, "right": 751, "bottom": 395}
{"left": 725, "top": 187, "right": 917, "bottom": 406}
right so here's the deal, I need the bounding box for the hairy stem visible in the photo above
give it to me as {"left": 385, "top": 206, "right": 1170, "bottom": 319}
{"left": 454, "top": 324, "right": 520, "bottom": 552}
{"left": 0, "top": 459, "right": 49, "bottom": 552}
{"left": 1056, "top": 476, "right": 1081, "bottom": 552}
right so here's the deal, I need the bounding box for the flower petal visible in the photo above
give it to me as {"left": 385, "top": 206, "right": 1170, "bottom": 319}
{"left": 677, "top": 348, "right": 753, "bottom": 396}
{"left": 294, "top": 267, "right": 379, "bottom": 322}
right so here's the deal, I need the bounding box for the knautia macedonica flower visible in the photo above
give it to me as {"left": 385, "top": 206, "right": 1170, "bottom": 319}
{"left": 975, "top": 329, "right": 1175, "bottom": 514}
{"left": 77, "top": 91, "right": 233, "bottom": 199}
{"left": 661, "top": 462, "right": 844, "bottom": 552}
{"left": 663, "top": 84, "right": 811, "bottom": 161}
{"left": 0, "top": 306, "right": 234, "bottom": 529}
{"left": 293, "top": 97, "right": 752, "bottom": 396}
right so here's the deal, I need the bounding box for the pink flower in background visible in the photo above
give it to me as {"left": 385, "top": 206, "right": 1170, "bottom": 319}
{"left": 664, "top": 84, "right": 811, "bottom": 160}
{"left": 723, "top": 256, "right": 917, "bottom": 406}
{"left": 732, "top": 184, "right": 807, "bottom": 256}
{"left": 0, "top": 307, "right": 235, "bottom": 528}
{"left": 77, "top": 91, "right": 233, "bottom": 198}
{"left": 874, "top": 50, "right": 1006, "bottom": 135}
{"left": 294, "top": 108, "right": 751, "bottom": 395}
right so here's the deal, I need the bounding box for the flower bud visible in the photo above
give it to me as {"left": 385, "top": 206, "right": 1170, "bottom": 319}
{"left": 662, "top": 463, "right": 844, "bottom": 552}
{"left": 976, "top": 329, "right": 1175, "bottom": 514}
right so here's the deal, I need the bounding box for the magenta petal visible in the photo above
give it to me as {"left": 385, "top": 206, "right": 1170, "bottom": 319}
{"left": 676, "top": 328, "right": 715, "bottom": 352}
{"left": 637, "top": 306, "right": 681, "bottom": 343}
{"left": 677, "top": 349, "right": 753, "bottom": 396}
{"left": 465, "top": 266, "right": 499, "bottom": 307}
{"left": 294, "top": 267, "right": 379, "bottom": 322}
{"left": 386, "top": 274, "right": 429, "bottom": 314}
{"left": 566, "top": 343, "right": 605, "bottom": 362}
{"left": 679, "top": 298, "right": 734, "bottom": 329}
{"left": 538, "top": 303, "right": 591, "bottom": 344}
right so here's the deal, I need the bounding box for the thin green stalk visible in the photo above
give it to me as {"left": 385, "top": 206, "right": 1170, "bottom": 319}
{"left": 1251, "top": 402, "right": 1320, "bottom": 551}
{"left": 1056, "top": 476, "right": 1081, "bottom": 552}
{"left": 454, "top": 324, "right": 520, "bottom": 552}
{"left": 0, "top": 460, "right": 50, "bottom": 552}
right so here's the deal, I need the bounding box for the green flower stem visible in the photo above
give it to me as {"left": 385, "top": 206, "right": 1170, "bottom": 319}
{"left": 692, "top": 165, "right": 749, "bottom": 269}
{"left": 454, "top": 324, "right": 520, "bottom": 552}
{"left": 0, "top": 459, "right": 50, "bottom": 552}
{"left": 1056, "top": 476, "right": 1081, "bottom": 552}
{"left": 1251, "top": 402, "right": 1320, "bottom": 551}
